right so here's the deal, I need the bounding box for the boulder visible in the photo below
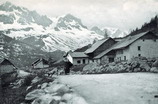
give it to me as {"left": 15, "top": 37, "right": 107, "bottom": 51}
{"left": 139, "top": 61, "right": 150, "bottom": 71}
{"left": 150, "top": 67, "right": 158, "bottom": 73}
{"left": 152, "top": 60, "right": 158, "bottom": 67}
{"left": 83, "top": 63, "right": 98, "bottom": 71}
{"left": 50, "top": 99, "right": 60, "bottom": 104}
{"left": 32, "top": 94, "right": 61, "bottom": 104}
{"left": 61, "top": 93, "right": 73, "bottom": 102}
{"left": 25, "top": 89, "right": 45, "bottom": 100}
{"left": 133, "top": 68, "right": 141, "bottom": 72}
{"left": 44, "top": 84, "right": 69, "bottom": 95}
{"left": 41, "top": 83, "right": 48, "bottom": 89}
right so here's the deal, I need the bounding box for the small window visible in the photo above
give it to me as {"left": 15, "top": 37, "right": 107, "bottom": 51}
{"left": 118, "top": 50, "right": 123, "bottom": 54}
{"left": 124, "top": 56, "right": 126, "bottom": 60}
{"left": 0, "top": 39, "right": 4, "bottom": 43}
{"left": 77, "top": 60, "right": 81, "bottom": 64}
{"left": 154, "top": 39, "right": 156, "bottom": 42}
{"left": 109, "top": 58, "right": 114, "bottom": 62}
{"left": 142, "top": 39, "right": 145, "bottom": 41}
{"left": 138, "top": 46, "right": 141, "bottom": 51}
{"left": 138, "top": 54, "right": 141, "bottom": 57}
{"left": 119, "top": 57, "right": 121, "bottom": 61}
{"left": 83, "top": 59, "right": 85, "bottom": 64}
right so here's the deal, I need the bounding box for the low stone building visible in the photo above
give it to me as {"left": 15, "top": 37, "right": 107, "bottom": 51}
{"left": 0, "top": 59, "right": 16, "bottom": 76}
{"left": 64, "top": 52, "right": 89, "bottom": 65}
{"left": 85, "top": 38, "right": 116, "bottom": 62}
{"left": 32, "top": 58, "right": 49, "bottom": 69}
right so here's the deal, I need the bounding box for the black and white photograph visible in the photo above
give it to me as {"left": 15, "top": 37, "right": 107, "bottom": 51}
{"left": 0, "top": 0, "right": 158, "bottom": 104}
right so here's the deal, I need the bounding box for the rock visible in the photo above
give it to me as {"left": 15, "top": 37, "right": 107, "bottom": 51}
{"left": 32, "top": 94, "right": 61, "bottom": 104}
{"left": 61, "top": 93, "right": 88, "bottom": 104}
{"left": 32, "top": 76, "right": 42, "bottom": 84}
{"left": 56, "top": 85, "right": 70, "bottom": 95}
{"left": 61, "top": 93, "right": 73, "bottom": 102}
{"left": 83, "top": 63, "right": 98, "bottom": 71}
{"left": 50, "top": 99, "right": 60, "bottom": 104}
{"left": 32, "top": 98, "right": 42, "bottom": 104}
{"left": 41, "top": 83, "right": 48, "bottom": 89}
{"left": 152, "top": 60, "right": 158, "bottom": 67}
{"left": 26, "top": 86, "right": 32, "bottom": 91}
{"left": 59, "top": 102, "right": 66, "bottom": 104}
{"left": 150, "top": 67, "right": 158, "bottom": 73}
{"left": 25, "top": 89, "right": 45, "bottom": 100}
{"left": 68, "top": 94, "right": 88, "bottom": 104}
{"left": 139, "top": 61, "right": 151, "bottom": 71}
{"left": 133, "top": 68, "right": 141, "bottom": 72}
{"left": 44, "top": 84, "right": 69, "bottom": 95}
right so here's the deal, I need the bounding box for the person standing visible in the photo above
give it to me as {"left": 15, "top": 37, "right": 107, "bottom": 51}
{"left": 63, "top": 55, "right": 73, "bottom": 75}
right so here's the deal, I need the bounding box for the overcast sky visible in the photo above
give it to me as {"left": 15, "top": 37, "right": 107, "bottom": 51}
{"left": 1, "top": 0, "right": 158, "bottom": 31}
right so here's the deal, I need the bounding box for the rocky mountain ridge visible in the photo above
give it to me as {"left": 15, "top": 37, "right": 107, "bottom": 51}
{"left": 0, "top": 2, "right": 128, "bottom": 52}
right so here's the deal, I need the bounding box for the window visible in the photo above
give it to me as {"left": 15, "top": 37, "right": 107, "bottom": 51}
{"left": 83, "top": 59, "right": 85, "bottom": 64}
{"left": 154, "top": 39, "right": 156, "bottom": 42}
{"left": 118, "top": 50, "right": 123, "bottom": 54}
{"left": 118, "top": 57, "right": 121, "bottom": 61}
{"left": 0, "top": 39, "right": 4, "bottom": 43}
{"left": 124, "top": 56, "right": 126, "bottom": 61}
{"left": 138, "top": 54, "right": 141, "bottom": 57}
{"left": 109, "top": 58, "right": 114, "bottom": 62}
{"left": 77, "top": 60, "right": 81, "bottom": 64}
{"left": 138, "top": 46, "right": 141, "bottom": 51}
{"left": 142, "top": 39, "right": 145, "bottom": 41}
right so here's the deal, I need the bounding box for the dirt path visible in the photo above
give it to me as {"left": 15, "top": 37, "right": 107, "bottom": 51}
{"left": 57, "top": 73, "right": 158, "bottom": 104}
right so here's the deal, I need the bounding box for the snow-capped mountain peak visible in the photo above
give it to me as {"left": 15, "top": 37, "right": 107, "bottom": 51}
{"left": 91, "top": 26, "right": 129, "bottom": 38}
{"left": 55, "top": 14, "right": 87, "bottom": 30}
{"left": 0, "top": 2, "right": 128, "bottom": 53}
{"left": 0, "top": 1, "right": 52, "bottom": 27}
{"left": 0, "top": 2, "right": 103, "bottom": 52}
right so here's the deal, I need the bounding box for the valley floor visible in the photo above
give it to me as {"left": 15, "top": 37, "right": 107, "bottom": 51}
{"left": 57, "top": 73, "right": 158, "bottom": 104}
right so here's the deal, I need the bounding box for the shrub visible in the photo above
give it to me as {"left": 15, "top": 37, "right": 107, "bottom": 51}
{"left": 22, "top": 74, "right": 36, "bottom": 87}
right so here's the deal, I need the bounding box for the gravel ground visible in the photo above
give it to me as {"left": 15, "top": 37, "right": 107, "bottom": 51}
{"left": 57, "top": 73, "right": 158, "bottom": 104}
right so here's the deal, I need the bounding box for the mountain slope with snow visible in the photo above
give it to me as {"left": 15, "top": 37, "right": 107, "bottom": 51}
{"left": 0, "top": 2, "right": 103, "bottom": 52}
{"left": 91, "top": 26, "right": 129, "bottom": 38}
{"left": 0, "top": 2, "right": 128, "bottom": 52}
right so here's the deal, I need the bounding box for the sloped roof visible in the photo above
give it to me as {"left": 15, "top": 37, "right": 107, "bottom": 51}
{"left": 85, "top": 38, "right": 111, "bottom": 54}
{"left": 112, "top": 31, "right": 149, "bottom": 50}
{"left": 94, "top": 46, "right": 114, "bottom": 59}
{"left": 0, "top": 58, "right": 15, "bottom": 66}
{"left": 74, "top": 44, "right": 91, "bottom": 52}
{"left": 95, "top": 31, "right": 155, "bottom": 59}
{"left": 32, "top": 58, "right": 49, "bottom": 66}
{"left": 70, "top": 52, "right": 88, "bottom": 58}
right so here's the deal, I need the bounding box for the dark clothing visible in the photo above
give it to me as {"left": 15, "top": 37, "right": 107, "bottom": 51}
{"left": 64, "top": 61, "right": 73, "bottom": 75}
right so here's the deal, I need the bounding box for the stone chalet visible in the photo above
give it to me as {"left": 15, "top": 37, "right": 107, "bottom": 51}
{"left": 65, "top": 31, "right": 158, "bottom": 65}
{"left": 65, "top": 38, "right": 116, "bottom": 65}
{"left": 32, "top": 58, "right": 49, "bottom": 69}
{"left": 0, "top": 59, "right": 16, "bottom": 76}
{"left": 94, "top": 31, "right": 158, "bottom": 63}
{"left": 65, "top": 52, "right": 89, "bottom": 65}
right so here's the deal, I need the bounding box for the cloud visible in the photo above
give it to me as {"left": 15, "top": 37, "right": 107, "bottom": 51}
{"left": 0, "top": 0, "right": 158, "bottom": 31}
